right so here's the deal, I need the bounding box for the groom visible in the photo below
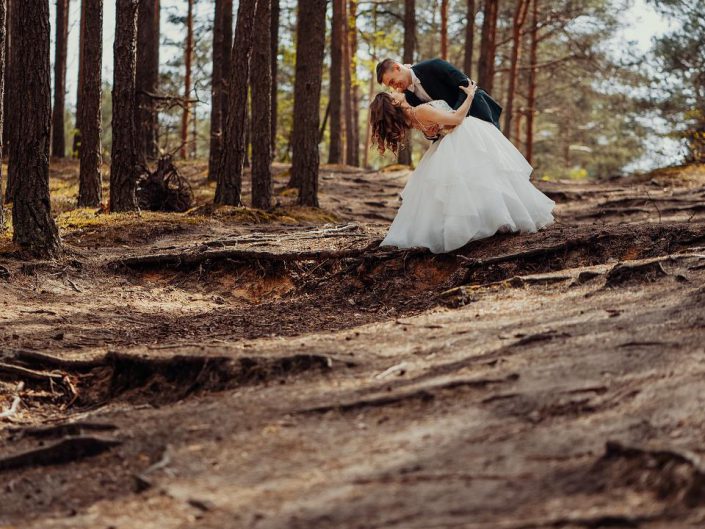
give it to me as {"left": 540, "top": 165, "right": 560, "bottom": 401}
{"left": 376, "top": 58, "right": 502, "bottom": 130}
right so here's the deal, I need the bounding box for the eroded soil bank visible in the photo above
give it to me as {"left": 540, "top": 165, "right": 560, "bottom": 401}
{"left": 2, "top": 162, "right": 705, "bottom": 528}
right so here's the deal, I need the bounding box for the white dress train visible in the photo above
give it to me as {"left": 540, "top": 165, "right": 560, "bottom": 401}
{"left": 380, "top": 100, "right": 555, "bottom": 254}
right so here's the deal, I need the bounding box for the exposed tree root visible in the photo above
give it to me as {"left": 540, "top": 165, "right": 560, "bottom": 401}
{"left": 0, "top": 436, "right": 122, "bottom": 472}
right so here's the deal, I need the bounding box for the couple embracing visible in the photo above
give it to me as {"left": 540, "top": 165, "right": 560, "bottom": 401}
{"left": 371, "top": 58, "right": 555, "bottom": 254}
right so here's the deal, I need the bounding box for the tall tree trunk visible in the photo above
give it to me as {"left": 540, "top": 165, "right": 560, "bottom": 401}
{"left": 135, "top": 0, "right": 160, "bottom": 163}
{"left": 463, "top": 0, "right": 475, "bottom": 77}
{"left": 10, "top": 0, "right": 61, "bottom": 257}
{"left": 270, "top": 0, "right": 279, "bottom": 159}
{"left": 363, "top": 7, "right": 377, "bottom": 170}
{"left": 0, "top": 0, "right": 6, "bottom": 228}
{"left": 3, "top": 0, "right": 13, "bottom": 203}
{"left": 327, "top": 0, "right": 343, "bottom": 164}
{"left": 477, "top": 0, "right": 499, "bottom": 93}
{"left": 214, "top": 0, "right": 258, "bottom": 206}
{"left": 342, "top": 0, "right": 354, "bottom": 166}
{"left": 440, "top": 0, "right": 448, "bottom": 60}
{"left": 75, "top": 0, "right": 87, "bottom": 136}
{"left": 348, "top": 0, "right": 359, "bottom": 166}
{"left": 525, "top": 0, "right": 538, "bottom": 165}
{"left": 504, "top": 0, "right": 530, "bottom": 140}
{"left": 51, "top": 0, "right": 69, "bottom": 158}
{"left": 1, "top": 0, "right": 8, "bottom": 154}
{"left": 110, "top": 0, "right": 139, "bottom": 212}
{"left": 398, "top": 0, "right": 415, "bottom": 166}
{"left": 78, "top": 0, "right": 103, "bottom": 207}
{"left": 207, "top": 0, "right": 232, "bottom": 180}
{"left": 180, "top": 0, "right": 194, "bottom": 159}
{"left": 291, "top": 0, "right": 326, "bottom": 206}
{"left": 251, "top": 0, "right": 272, "bottom": 210}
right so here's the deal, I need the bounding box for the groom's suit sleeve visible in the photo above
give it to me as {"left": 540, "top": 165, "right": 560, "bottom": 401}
{"left": 431, "top": 58, "right": 503, "bottom": 128}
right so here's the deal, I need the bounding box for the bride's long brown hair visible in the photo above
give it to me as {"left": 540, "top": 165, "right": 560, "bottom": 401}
{"left": 369, "top": 93, "right": 409, "bottom": 156}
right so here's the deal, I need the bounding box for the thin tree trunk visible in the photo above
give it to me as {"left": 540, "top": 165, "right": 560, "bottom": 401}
{"left": 477, "top": 0, "right": 499, "bottom": 92}
{"left": 180, "top": 0, "right": 194, "bottom": 159}
{"left": 51, "top": 0, "right": 69, "bottom": 158}
{"left": 327, "top": 0, "right": 343, "bottom": 164}
{"left": 291, "top": 0, "right": 326, "bottom": 206}
{"left": 1, "top": 0, "right": 8, "bottom": 154}
{"left": 463, "top": 0, "right": 475, "bottom": 77}
{"left": 78, "top": 0, "right": 102, "bottom": 207}
{"left": 110, "top": 0, "right": 139, "bottom": 212}
{"left": 207, "top": 0, "right": 232, "bottom": 180}
{"left": 270, "top": 0, "right": 279, "bottom": 159}
{"left": 440, "top": 0, "right": 448, "bottom": 60}
{"left": 10, "top": 0, "right": 61, "bottom": 257}
{"left": 526, "top": 0, "right": 538, "bottom": 165}
{"left": 214, "top": 0, "right": 258, "bottom": 206}
{"left": 504, "top": 0, "right": 530, "bottom": 139}
{"left": 398, "top": 0, "right": 415, "bottom": 166}
{"left": 0, "top": 0, "right": 6, "bottom": 228}
{"left": 348, "top": 0, "right": 359, "bottom": 166}
{"left": 251, "top": 0, "right": 272, "bottom": 210}
{"left": 135, "top": 0, "right": 160, "bottom": 162}
{"left": 75, "top": 0, "right": 87, "bottom": 135}
{"left": 342, "top": 0, "right": 354, "bottom": 166}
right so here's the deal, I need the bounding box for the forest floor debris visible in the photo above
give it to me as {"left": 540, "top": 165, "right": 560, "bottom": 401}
{"left": 1, "top": 161, "right": 705, "bottom": 528}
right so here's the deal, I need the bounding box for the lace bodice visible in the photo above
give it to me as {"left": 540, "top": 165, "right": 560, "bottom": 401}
{"left": 410, "top": 100, "right": 455, "bottom": 139}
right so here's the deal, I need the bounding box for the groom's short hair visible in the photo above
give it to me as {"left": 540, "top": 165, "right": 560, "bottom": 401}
{"left": 376, "top": 59, "right": 397, "bottom": 84}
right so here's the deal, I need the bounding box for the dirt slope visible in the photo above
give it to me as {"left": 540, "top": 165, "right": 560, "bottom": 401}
{"left": 1, "top": 162, "right": 705, "bottom": 528}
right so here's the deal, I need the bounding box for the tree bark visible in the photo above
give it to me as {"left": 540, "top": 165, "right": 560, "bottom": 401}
{"left": 348, "top": 0, "right": 359, "bottom": 166}
{"left": 463, "top": 0, "right": 475, "bottom": 77}
{"left": 51, "top": 0, "right": 69, "bottom": 158}
{"left": 504, "top": 0, "right": 530, "bottom": 140}
{"left": 1, "top": 0, "right": 8, "bottom": 154}
{"left": 77, "top": 0, "right": 102, "bottom": 207}
{"left": 398, "top": 0, "right": 415, "bottom": 166}
{"left": 0, "top": 0, "right": 5, "bottom": 228}
{"left": 342, "top": 0, "right": 354, "bottom": 166}
{"left": 180, "top": 0, "right": 194, "bottom": 159}
{"left": 10, "top": 0, "right": 61, "bottom": 257}
{"left": 207, "top": 0, "right": 232, "bottom": 180}
{"left": 110, "top": 0, "right": 139, "bottom": 212}
{"left": 3, "top": 0, "right": 15, "bottom": 203}
{"left": 477, "top": 0, "right": 499, "bottom": 93}
{"left": 327, "top": 0, "right": 343, "bottom": 164}
{"left": 251, "top": 0, "right": 272, "bottom": 210}
{"left": 440, "top": 0, "right": 448, "bottom": 60}
{"left": 214, "top": 0, "right": 258, "bottom": 206}
{"left": 135, "top": 0, "right": 160, "bottom": 162}
{"left": 291, "top": 0, "right": 326, "bottom": 207}
{"left": 75, "top": 0, "right": 87, "bottom": 135}
{"left": 526, "top": 0, "right": 538, "bottom": 165}
{"left": 270, "top": 0, "right": 279, "bottom": 158}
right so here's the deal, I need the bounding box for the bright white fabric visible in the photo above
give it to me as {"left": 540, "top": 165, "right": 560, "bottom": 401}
{"left": 381, "top": 102, "right": 555, "bottom": 254}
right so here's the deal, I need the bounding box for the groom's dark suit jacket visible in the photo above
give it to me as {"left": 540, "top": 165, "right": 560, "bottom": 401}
{"left": 404, "top": 58, "right": 502, "bottom": 129}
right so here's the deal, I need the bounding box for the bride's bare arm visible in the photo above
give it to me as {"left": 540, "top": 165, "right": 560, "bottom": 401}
{"left": 413, "top": 83, "right": 477, "bottom": 127}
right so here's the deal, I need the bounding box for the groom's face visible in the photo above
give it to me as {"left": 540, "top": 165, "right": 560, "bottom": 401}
{"left": 382, "top": 64, "right": 410, "bottom": 92}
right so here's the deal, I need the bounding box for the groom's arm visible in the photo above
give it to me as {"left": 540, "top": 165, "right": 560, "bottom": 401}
{"left": 429, "top": 59, "right": 471, "bottom": 111}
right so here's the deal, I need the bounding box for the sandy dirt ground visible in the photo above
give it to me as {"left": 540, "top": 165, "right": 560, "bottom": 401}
{"left": 1, "top": 161, "right": 705, "bottom": 528}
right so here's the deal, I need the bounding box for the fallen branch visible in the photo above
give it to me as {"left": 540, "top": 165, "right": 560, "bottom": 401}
{"left": 11, "top": 349, "right": 107, "bottom": 371}
{"left": 8, "top": 422, "right": 118, "bottom": 440}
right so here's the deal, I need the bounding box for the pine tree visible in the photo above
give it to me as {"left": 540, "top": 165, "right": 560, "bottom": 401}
{"left": 10, "top": 0, "right": 61, "bottom": 257}
{"left": 135, "top": 0, "right": 160, "bottom": 162}
{"left": 78, "top": 0, "right": 103, "bottom": 207}
{"left": 51, "top": 0, "right": 69, "bottom": 158}
{"left": 328, "top": 0, "right": 344, "bottom": 164}
{"left": 291, "top": 0, "right": 326, "bottom": 207}
{"left": 208, "top": 0, "right": 233, "bottom": 180}
{"left": 110, "top": 0, "right": 139, "bottom": 212}
{"left": 214, "top": 0, "right": 258, "bottom": 206}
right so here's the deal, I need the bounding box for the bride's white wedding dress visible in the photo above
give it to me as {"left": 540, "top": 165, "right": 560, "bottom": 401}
{"left": 381, "top": 100, "right": 555, "bottom": 254}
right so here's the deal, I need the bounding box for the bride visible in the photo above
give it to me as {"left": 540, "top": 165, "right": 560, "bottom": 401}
{"left": 370, "top": 82, "right": 555, "bottom": 254}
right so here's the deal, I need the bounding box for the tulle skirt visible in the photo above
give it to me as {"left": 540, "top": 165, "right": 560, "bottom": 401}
{"left": 380, "top": 116, "right": 555, "bottom": 254}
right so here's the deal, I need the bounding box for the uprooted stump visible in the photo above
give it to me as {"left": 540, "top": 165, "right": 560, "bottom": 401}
{"left": 136, "top": 156, "right": 194, "bottom": 212}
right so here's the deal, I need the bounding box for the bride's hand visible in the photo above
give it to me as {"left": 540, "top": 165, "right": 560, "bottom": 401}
{"left": 459, "top": 80, "right": 478, "bottom": 98}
